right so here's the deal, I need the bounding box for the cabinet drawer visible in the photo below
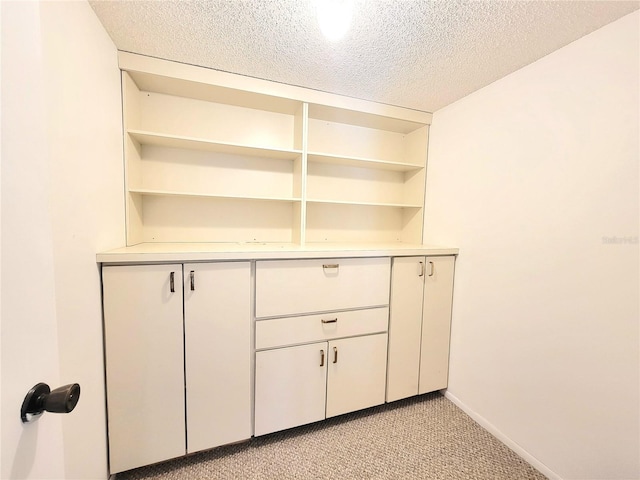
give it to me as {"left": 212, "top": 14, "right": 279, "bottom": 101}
{"left": 255, "top": 257, "right": 391, "bottom": 318}
{"left": 256, "top": 307, "right": 389, "bottom": 350}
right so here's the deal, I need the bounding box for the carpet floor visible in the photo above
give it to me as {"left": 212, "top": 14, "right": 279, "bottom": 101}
{"left": 116, "top": 392, "right": 547, "bottom": 479}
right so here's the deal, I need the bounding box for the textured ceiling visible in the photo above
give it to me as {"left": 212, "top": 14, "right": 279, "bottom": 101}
{"left": 89, "top": 0, "right": 639, "bottom": 113}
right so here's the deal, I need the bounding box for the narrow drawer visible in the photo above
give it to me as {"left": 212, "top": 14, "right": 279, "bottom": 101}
{"left": 255, "top": 257, "right": 391, "bottom": 318}
{"left": 256, "top": 307, "right": 389, "bottom": 350}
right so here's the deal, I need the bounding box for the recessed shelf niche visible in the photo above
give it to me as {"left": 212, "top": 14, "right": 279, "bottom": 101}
{"left": 119, "top": 56, "right": 430, "bottom": 247}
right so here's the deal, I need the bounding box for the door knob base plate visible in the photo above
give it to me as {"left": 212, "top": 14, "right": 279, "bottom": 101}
{"left": 21, "top": 383, "right": 50, "bottom": 423}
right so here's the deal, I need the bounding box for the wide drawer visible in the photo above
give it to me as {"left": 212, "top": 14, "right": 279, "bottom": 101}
{"left": 255, "top": 257, "right": 391, "bottom": 318}
{"left": 255, "top": 307, "right": 389, "bottom": 350}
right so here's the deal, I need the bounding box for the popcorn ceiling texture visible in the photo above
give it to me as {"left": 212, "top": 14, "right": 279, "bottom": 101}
{"left": 89, "top": 0, "right": 638, "bottom": 113}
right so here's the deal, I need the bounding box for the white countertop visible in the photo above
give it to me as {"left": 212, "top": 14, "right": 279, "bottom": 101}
{"left": 97, "top": 242, "right": 459, "bottom": 264}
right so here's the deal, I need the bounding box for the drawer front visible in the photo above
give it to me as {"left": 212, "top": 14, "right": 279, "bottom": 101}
{"left": 255, "top": 257, "right": 391, "bottom": 318}
{"left": 256, "top": 307, "right": 389, "bottom": 350}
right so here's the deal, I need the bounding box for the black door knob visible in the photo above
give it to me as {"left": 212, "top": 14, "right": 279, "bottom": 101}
{"left": 21, "top": 383, "right": 81, "bottom": 423}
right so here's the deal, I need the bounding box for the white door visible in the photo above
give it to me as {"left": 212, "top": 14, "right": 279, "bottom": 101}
{"left": 419, "top": 256, "right": 455, "bottom": 394}
{"left": 254, "top": 342, "right": 328, "bottom": 436}
{"left": 387, "top": 256, "right": 425, "bottom": 402}
{"left": 103, "top": 264, "right": 185, "bottom": 473}
{"left": 2, "top": 3, "right": 66, "bottom": 478}
{"left": 184, "top": 262, "right": 251, "bottom": 453}
{"left": 326, "top": 333, "right": 388, "bottom": 418}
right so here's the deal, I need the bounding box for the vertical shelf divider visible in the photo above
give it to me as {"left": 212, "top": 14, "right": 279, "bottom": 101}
{"left": 291, "top": 103, "right": 304, "bottom": 245}
{"left": 297, "top": 103, "right": 309, "bottom": 246}
{"left": 122, "top": 71, "right": 143, "bottom": 246}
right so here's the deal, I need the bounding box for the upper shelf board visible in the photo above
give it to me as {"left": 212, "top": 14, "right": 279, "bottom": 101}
{"left": 308, "top": 104, "right": 426, "bottom": 135}
{"left": 127, "top": 70, "right": 302, "bottom": 116}
{"left": 307, "top": 151, "right": 423, "bottom": 172}
{"left": 119, "top": 52, "right": 432, "bottom": 126}
{"left": 128, "top": 130, "right": 302, "bottom": 161}
{"left": 129, "top": 188, "right": 302, "bottom": 203}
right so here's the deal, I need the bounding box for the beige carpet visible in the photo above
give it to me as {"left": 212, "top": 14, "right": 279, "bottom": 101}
{"left": 116, "top": 392, "right": 547, "bottom": 479}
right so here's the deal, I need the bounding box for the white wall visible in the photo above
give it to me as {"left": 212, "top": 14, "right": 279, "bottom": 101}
{"left": 425, "top": 11, "right": 639, "bottom": 480}
{"left": 1, "top": 1, "right": 124, "bottom": 479}
{"left": 41, "top": 2, "right": 125, "bottom": 478}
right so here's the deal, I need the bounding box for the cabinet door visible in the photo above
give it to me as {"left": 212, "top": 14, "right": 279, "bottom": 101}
{"left": 326, "top": 333, "right": 388, "bottom": 418}
{"left": 103, "top": 264, "right": 185, "bottom": 474}
{"left": 184, "top": 262, "right": 251, "bottom": 453}
{"left": 254, "top": 342, "right": 327, "bottom": 436}
{"left": 419, "top": 256, "right": 455, "bottom": 394}
{"left": 387, "top": 257, "right": 425, "bottom": 402}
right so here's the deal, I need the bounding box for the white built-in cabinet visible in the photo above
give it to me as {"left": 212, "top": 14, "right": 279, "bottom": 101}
{"left": 255, "top": 332, "right": 388, "bottom": 436}
{"left": 103, "top": 262, "right": 251, "bottom": 474}
{"left": 386, "top": 256, "right": 456, "bottom": 402}
{"left": 254, "top": 258, "right": 390, "bottom": 436}
{"left": 100, "top": 53, "right": 458, "bottom": 475}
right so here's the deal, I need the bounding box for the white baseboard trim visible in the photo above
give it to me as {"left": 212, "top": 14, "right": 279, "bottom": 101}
{"left": 443, "top": 390, "right": 561, "bottom": 480}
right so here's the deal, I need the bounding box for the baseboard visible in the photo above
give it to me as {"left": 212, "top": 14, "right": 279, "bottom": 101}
{"left": 443, "top": 390, "right": 561, "bottom": 480}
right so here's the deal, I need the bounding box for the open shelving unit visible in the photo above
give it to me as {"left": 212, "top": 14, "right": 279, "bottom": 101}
{"left": 119, "top": 53, "right": 432, "bottom": 248}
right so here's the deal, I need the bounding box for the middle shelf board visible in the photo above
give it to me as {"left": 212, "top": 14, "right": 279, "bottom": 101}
{"left": 305, "top": 199, "right": 423, "bottom": 209}
{"left": 128, "top": 130, "right": 426, "bottom": 174}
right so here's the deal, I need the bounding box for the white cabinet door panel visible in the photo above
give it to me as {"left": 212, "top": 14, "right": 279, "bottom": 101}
{"left": 255, "top": 342, "right": 327, "bottom": 436}
{"left": 419, "top": 256, "right": 455, "bottom": 394}
{"left": 326, "top": 333, "right": 388, "bottom": 418}
{"left": 103, "top": 264, "right": 185, "bottom": 474}
{"left": 184, "top": 262, "right": 251, "bottom": 453}
{"left": 387, "top": 256, "right": 425, "bottom": 401}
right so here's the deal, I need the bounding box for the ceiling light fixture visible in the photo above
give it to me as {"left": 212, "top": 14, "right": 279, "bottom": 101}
{"left": 316, "top": 0, "right": 354, "bottom": 42}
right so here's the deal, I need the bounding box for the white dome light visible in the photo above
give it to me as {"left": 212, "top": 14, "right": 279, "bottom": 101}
{"left": 316, "top": 0, "right": 354, "bottom": 42}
